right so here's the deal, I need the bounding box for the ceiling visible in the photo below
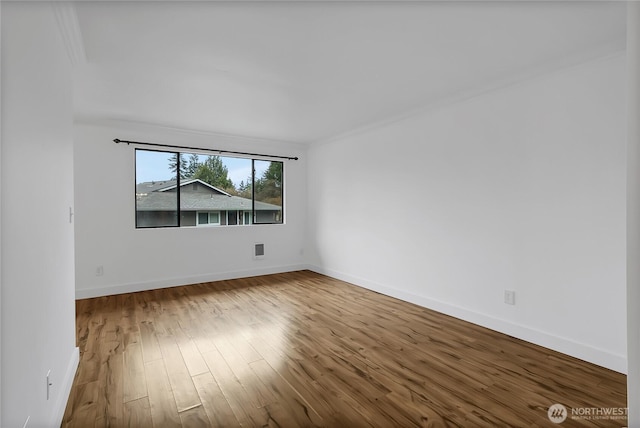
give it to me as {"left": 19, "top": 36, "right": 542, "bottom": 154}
{"left": 73, "top": 1, "right": 626, "bottom": 144}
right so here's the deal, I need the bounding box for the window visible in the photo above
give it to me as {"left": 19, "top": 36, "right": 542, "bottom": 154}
{"left": 253, "top": 160, "right": 283, "bottom": 224}
{"left": 197, "top": 211, "right": 220, "bottom": 226}
{"left": 135, "top": 149, "right": 284, "bottom": 229}
{"left": 135, "top": 150, "right": 179, "bottom": 228}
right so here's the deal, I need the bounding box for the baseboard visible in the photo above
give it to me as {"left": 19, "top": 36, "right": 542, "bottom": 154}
{"left": 75, "top": 264, "right": 310, "bottom": 299}
{"left": 50, "top": 347, "right": 79, "bottom": 427}
{"left": 308, "top": 265, "right": 627, "bottom": 374}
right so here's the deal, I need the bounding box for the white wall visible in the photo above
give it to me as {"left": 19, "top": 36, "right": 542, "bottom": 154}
{"left": 1, "top": 3, "right": 78, "bottom": 427}
{"left": 308, "top": 53, "right": 627, "bottom": 372}
{"left": 74, "top": 120, "right": 308, "bottom": 298}
{"left": 0, "top": 1, "right": 4, "bottom": 423}
{"left": 627, "top": 1, "right": 640, "bottom": 425}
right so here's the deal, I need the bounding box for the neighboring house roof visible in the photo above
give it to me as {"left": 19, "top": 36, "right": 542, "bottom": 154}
{"left": 136, "top": 179, "right": 280, "bottom": 212}
{"left": 136, "top": 178, "right": 231, "bottom": 195}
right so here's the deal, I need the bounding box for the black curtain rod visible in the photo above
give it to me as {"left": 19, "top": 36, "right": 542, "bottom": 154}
{"left": 113, "top": 138, "right": 299, "bottom": 161}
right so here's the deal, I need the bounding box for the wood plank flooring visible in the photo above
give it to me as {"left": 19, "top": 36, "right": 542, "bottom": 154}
{"left": 62, "top": 270, "right": 627, "bottom": 427}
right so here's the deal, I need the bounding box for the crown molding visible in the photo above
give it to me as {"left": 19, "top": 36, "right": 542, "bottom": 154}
{"left": 52, "top": 2, "right": 86, "bottom": 67}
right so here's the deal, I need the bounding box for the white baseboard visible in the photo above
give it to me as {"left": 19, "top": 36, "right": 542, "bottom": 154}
{"left": 50, "top": 347, "right": 79, "bottom": 427}
{"left": 308, "top": 265, "right": 627, "bottom": 374}
{"left": 75, "top": 264, "right": 310, "bottom": 299}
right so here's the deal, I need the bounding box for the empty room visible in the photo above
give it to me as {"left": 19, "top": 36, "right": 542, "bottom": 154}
{"left": 2, "top": 1, "right": 640, "bottom": 427}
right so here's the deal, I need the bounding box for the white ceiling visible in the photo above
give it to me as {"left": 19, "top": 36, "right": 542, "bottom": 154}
{"left": 73, "top": 1, "right": 626, "bottom": 144}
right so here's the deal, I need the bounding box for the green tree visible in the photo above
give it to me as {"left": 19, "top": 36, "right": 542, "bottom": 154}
{"left": 237, "top": 176, "right": 252, "bottom": 199}
{"left": 263, "top": 161, "right": 283, "bottom": 184}
{"left": 169, "top": 153, "right": 188, "bottom": 179}
{"left": 185, "top": 153, "right": 200, "bottom": 178}
{"left": 236, "top": 176, "right": 251, "bottom": 199}
{"left": 254, "top": 161, "right": 282, "bottom": 206}
{"left": 194, "top": 156, "right": 235, "bottom": 192}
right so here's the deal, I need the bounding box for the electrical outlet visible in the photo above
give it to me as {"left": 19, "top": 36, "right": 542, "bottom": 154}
{"left": 504, "top": 290, "right": 516, "bottom": 305}
{"left": 96, "top": 266, "right": 104, "bottom": 276}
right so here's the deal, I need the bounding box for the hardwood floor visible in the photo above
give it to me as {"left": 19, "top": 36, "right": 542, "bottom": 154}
{"left": 62, "top": 270, "right": 627, "bottom": 427}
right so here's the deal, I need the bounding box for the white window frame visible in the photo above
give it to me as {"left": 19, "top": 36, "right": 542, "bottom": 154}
{"left": 196, "top": 211, "right": 221, "bottom": 227}
{"left": 243, "top": 211, "right": 252, "bottom": 225}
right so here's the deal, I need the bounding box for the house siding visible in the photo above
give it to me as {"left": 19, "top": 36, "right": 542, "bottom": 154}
{"left": 256, "top": 210, "right": 279, "bottom": 223}
{"left": 168, "top": 182, "right": 227, "bottom": 196}
{"left": 181, "top": 211, "right": 196, "bottom": 227}
{"left": 136, "top": 210, "right": 178, "bottom": 228}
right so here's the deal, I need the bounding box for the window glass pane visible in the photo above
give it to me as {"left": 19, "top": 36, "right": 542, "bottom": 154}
{"left": 198, "top": 212, "right": 209, "bottom": 225}
{"left": 135, "top": 150, "right": 178, "bottom": 228}
{"left": 253, "top": 160, "right": 283, "bottom": 224}
{"left": 182, "top": 152, "right": 252, "bottom": 225}
{"left": 183, "top": 152, "right": 250, "bottom": 193}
